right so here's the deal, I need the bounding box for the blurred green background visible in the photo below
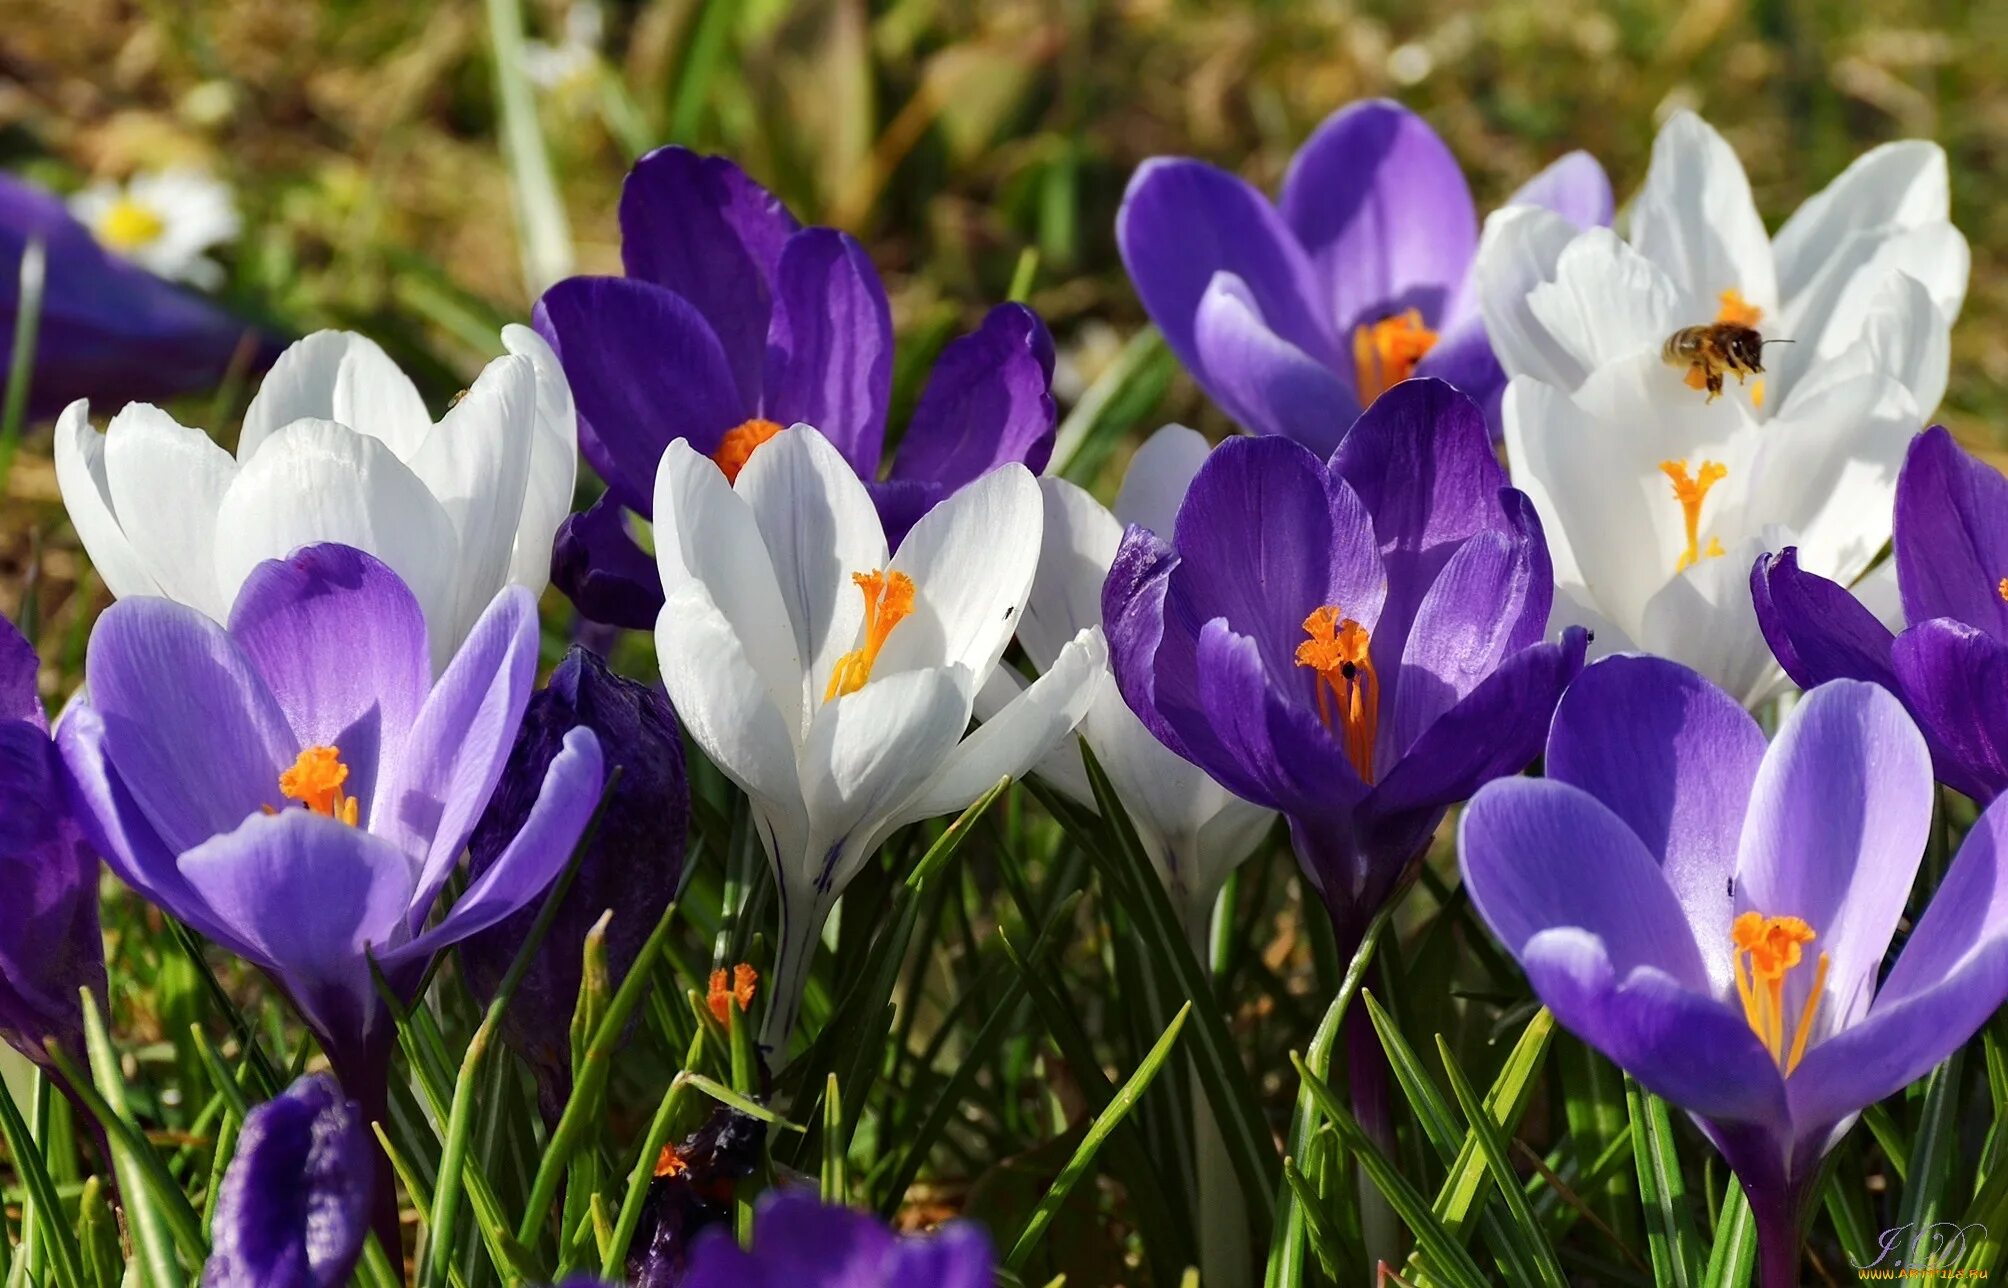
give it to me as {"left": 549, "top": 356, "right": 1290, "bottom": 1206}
{"left": 2, "top": 0, "right": 2003, "bottom": 651}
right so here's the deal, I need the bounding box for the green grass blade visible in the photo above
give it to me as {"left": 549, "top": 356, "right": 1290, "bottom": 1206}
{"left": 1700, "top": 1185, "right": 1756, "bottom": 1288}
{"left": 1898, "top": 1050, "right": 1966, "bottom": 1244}
{"left": 0, "top": 236, "right": 44, "bottom": 493}
{"left": 483, "top": 0, "right": 574, "bottom": 293}
{"left": 1626, "top": 1076, "right": 1703, "bottom": 1288}
{"left": 1435, "top": 1034, "right": 1568, "bottom": 1288}
{"left": 0, "top": 1071, "right": 84, "bottom": 1288}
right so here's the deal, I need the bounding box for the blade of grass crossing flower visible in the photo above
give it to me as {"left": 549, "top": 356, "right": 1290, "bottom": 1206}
{"left": 167, "top": 921, "right": 281, "bottom": 1098}
{"left": 1004, "top": 1002, "right": 1192, "bottom": 1272}
{"left": 821, "top": 1073, "right": 845, "bottom": 1202}
{"left": 0, "top": 1072, "right": 83, "bottom": 1288}
{"left": 0, "top": 236, "right": 44, "bottom": 493}
{"left": 1859, "top": 1101, "right": 1910, "bottom": 1183}
{"left": 1898, "top": 1049, "right": 1966, "bottom": 1246}
{"left": 1558, "top": 1033, "right": 1637, "bottom": 1245}
{"left": 601, "top": 1028, "right": 706, "bottom": 1282}
{"left": 1625, "top": 1076, "right": 1703, "bottom": 1288}
{"left": 1434, "top": 1035, "right": 1568, "bottom": 1288}
{"left": 1699, "top": 1185, "right": 1754, "bottom": 1288}
{"left": 1281, "top": 1156, "right": 1346, "bottom": 1282}
{"left": 1426, "top": 1007, "right": 1555, "bottom": 1236}
{"left": 76, "top": 1177, "right": 120, "bottom": 1288}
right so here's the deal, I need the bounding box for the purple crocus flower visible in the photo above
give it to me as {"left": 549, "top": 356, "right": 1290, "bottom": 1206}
{"left": 1, "top": 172, "right": 276, "bottom": 420}
{"left": 1103, "top": 378, "right": 1586, "bottom": 955}
{"left": 203, "top": 1073, "right": 372, "bottom": 1288}
{"left": 0, "top": 616, "right": 104, "bottom": 1071}
{"left": 1118, "top": 99, "right": 1611, "bottom": 450}
{"left": 534, "top": 146, "right": 1057, "bottom": 629}
{"left": 462, "top": 645, "right": 687, "bottom": 1122}
{"left": 1754, "top": 425, "right": 2008, "bottom": 803}
{"left": 57, "top": 542, "right": 604, "bottom": 1251}
{"left": 1461, "top": 657, "right": 2008, "bottom": 1286}
{"left": 679, "top": 1190, "right": 991, "bottom": 1288}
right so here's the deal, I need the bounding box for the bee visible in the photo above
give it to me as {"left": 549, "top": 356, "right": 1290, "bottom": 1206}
{"left": 1661, "top": 322, "right": 1789, "bottom": 402}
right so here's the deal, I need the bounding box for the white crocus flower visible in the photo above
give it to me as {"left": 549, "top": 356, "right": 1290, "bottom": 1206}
{"left": 56, "top": 328, "right": 576, "bottom": 668}
{"left": 989, "top": 426, "right": 1273, "bottom": 935}
{"left": 70, "top": 169, "right": 242, "bottom": 290}
{"left": 652, "top": 426, "right": 1103, "bottom": 1050}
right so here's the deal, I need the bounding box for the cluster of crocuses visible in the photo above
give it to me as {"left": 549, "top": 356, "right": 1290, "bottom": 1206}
{"left": 2, "top": 98, "right": 1999, "bottom": 1287}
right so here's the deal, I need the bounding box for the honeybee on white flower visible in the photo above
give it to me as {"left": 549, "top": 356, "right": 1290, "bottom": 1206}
{"left": 69, "top": 168, "right": 241, "bottom": 290}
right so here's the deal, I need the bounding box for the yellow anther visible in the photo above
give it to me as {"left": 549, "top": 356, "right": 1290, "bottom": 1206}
{"left": 1659, "top": 459, "right": 1728, "bottom": 573}
{"left": 707, "top": 963, "right": 758, "bottom": 1024}
{"left": 279, "top": 746, "right": 360, "bottom": 827}
{"left": 824, "top": 570, "right": 917, "bottom": 701}
{"left": 1717, "top": 289, "right": 1763, "bottom": 327}
{"left": 97, "top": 197, "right": 166, "bottom": 252}
{"left": 1731, "top": 911, "right": 1826, "bottom": 1073}
{"left": 1997, "top": 577, "right": 2008, "bottom": 604}
{"left": 711, "top": 418, "right": 785, "bottom": 484}
{"left": 1294, "top": 606, "right": 1379, "bottom": 784}
{"left": 1351, "top": 309, "right": 1438, "bottom": 404}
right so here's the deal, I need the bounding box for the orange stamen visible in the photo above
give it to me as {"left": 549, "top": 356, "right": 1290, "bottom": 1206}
{"left": 279, "top": 746, "right": 359, "bottom": 827}
{"left": 1659, "top": 459, "right": 1728, "bottom": 573}
{"left": 1731, "top": 911, "right": 1823, "bottom": 1070}
{"left": 654, "top": 1144, "right": 688, "bottom": 1178}
{"left": 824, "top": 570, "right": 917, "bottom": 701}
{"left": 1997, "top": 577, "right": 2008, "bottom": 604}
{"left": 1294, "top": 606, "right": 1379, "bottom": 784}
{"left": 1717, "top": 289, "right": 1763, "bottom": 327}
{"left": 706, "top": 963, "right": 758, "bottom": 1024}
{"left": 1351, "top": 309, "right": 1438, "bottom": 404}
{"left": 711, "top": 418, "right": 785, "bottom": 484}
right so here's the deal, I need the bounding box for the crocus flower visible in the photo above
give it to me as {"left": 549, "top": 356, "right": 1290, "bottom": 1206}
{"left": 1460, "top": 657, "right": 2008, "bottom": 1286}
{"left": 58, "top": 543, "right": 604, "bottom": 1249}
{"left": 623, "top": 1106, "right": 766, "bottom": 1287}
{"left": 1103, "top": 378, "right": 1585, "bottom": 955}
{"left": 0, "top": 616, "right": 104, "bottom": 1071}
{"left": 535, "top": 146, "right": 1057, "bottom": 629}
{"left": 56, "top": 327, "right": 578, "bottom": 668}
{"left": 993, "top": 424, "right": 1273, "bottom": 931}
{"left": 1478, "top": 110, "right": 1964, "bottom": 430}
{"left": 69, "top": 168, "right": 241, "bottom": 289}
{"left": 652, "top": 425, "right": 1101, "bottom": 1048}
{"left": 680, "top": 1190, "right": 991, "bottom": 1288}
{"left": 1755, "top": 426, "right": 2008, "bottom": 802}
{"left": 1118, "top": 99, "right": 1612, "bottom": 451}
{"left": 203, "top": 1073, "right": 372, "bottom": 1288}
{"left": 1, "top": 171, "right": 274, "bottom": 420}
{"left": 462, "top": 645, "right": 687, "bottom": 1120}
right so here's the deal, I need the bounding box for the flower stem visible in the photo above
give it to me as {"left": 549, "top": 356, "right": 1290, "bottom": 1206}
{"left": 1749, "top": 1185, "right": 1803, "bottom": 1288}
{"left": 1346, "top": 1002, "right": 1400, "bottom": 1275}
{"left": 759, "top": 895, "right": 824, "bottom": 1060}
{"left": 1185, "top": 898, "right": 1251, "bottom": 1288}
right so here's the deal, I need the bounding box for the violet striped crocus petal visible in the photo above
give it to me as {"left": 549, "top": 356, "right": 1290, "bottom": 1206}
{"left": 890, "top": 303, "right": 1057, "bottom": 488}
{"left": 1750, "top": 548, "right": 1900, "bottom": 692}
{"left": 84, "top": 597, "right": 294, "bottom": 853}
{"left": 762, "top": 228, "right": 893, "bottom": 477}
{"left": 618, "top": 147, "right": 799, "bottom": 408}
{"left": 1102, "top": 523, "right": 1210, "bottom": 766}
{"left": 1546, "top": 655, "right": 1765, "bottom": 989}
{"left": 1193, "top": 618, "right": 1361, "bottom": 815}
{"left": 0, "top": 719, "right": 101, "bottom": 1064}
{"left": 863, "top": 477, "right": 944, "bottom": 553}
{"left": 1191, "top": 272, "right": 1357, "bottom": 452}
{"left": 227, "top": 545, "right": 430, "bottom": 823}
{"left": 0, "top": 617, "right": 37, "bottom": 726}
{"left": 204, "top": 1073, "right": 372, "bottom": 1288}
{"left": 1278, "top": 100, "right": 1478, "bottom": 335}
{"left": 1786, "top": 791, "right": 2008, "bottom": 1133}
{"left": 533, "top": 278, "right": 746, "bottom": 517}
{"left": 1889, "top": 618, "right": 2008, "bottom": 804}
{"left": 1894, "top": 425, "right": 2008, "bottom": 639}
{"left": 1410, "top": 313, "right": 1505, "bottom": 433}
{"left": 1733, "top": 680, "right": 1934, "bottom": 1036}
{"left": 551, "top": 494, "right": 666, "bottom": 631}
{"left": 681, "top": 1191, "right": 993, "bottom": 1288}
{"left": 1505, "top": 150, "right": 1617, "bottom": 232}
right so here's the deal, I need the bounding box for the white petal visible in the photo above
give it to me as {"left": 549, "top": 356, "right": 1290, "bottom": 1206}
{"left": 975, "top": 662, "right": 1095, "bottom": 805}
{"left": 500, "top": 324, "right": 580, "bottom": 592}
{"left": 1523, "top": 228, "right": 1684, "bottom": 373}
{"left": 1787, "top": 271, "right": 1948, "bottom": 424}
{"left": 52, "top": 401, "right": 162, "bottom": 601}
{"left": 212, "top": 418, "right": 461, "bottom": 659}
{"left": 653, "top": 438, "right": 804, "bottom": 740}
{"left": 1851, "top": 557, "right": 1903, "bottom": 631}
{"left": 1113, "top": 423, "right": 1211, "bottom": 536}
{"left": 1771, "top": 224, "right": 1966, "bottom": 412}
{"left": 1744, "top": 370, "right": 1913, "bottom": 588}
{"left": 735, "top": 426, "right": 888, "bottom": 720}
{"left": 102, "top": 404, "right": 239, "bottom": 620}
{"left": 876, "top": 463, "right": 1043, "bottom": 684}
{"left": 404, "top": 352, "right": 539, "bottom": 647}
{"left": 1022, "top": 479, "right": 1121, "bottom": 671}
{"left": 239, "top": 331, "right": 434, "bottom": 461}
{"left": 1474, "top": 205, "right": 1590, "bottom": 389}
{"left": 1638, "top": 528, "right": 1791, "bottom": 707}
{"left": 1773, "top": 141, "right": 1949, "bottom": 302}
{"left": 1629, "top": 111, "right": 1777, "bottom": 315}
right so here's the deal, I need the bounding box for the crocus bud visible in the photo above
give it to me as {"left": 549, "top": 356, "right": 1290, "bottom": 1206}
{"left": 1, "top": 617, "right": 103, "bottom": 1070}
{"left": 204, "top": 1074, "right": 372, "bottom": 1288}
{"left": 463, "top": 646, "right": 687, "bottom": 1119}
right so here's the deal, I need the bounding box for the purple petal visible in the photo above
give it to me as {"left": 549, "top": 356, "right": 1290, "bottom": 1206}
{"left": 762, "top": 228, "right": 892, "bottom": 476}
{"left": 1546, "top": 655, "right": 1766, "bottom": 988}
{"left": 226, "top": 545, "right": 430, "bottom": 824}
{"left": 682, "top": 1190, "right": 993, "bottom": 1288}
{"left": 1750, "top": 548, "right": 1899, "bottom": 692}
{"left": 1190, "top": 273, "right": 1357, "bottom": 451}
{"left": 204, "top": 1073, "right": 373, "bottom": 1288}
{"left": 84, "top": 598, "right": 294, "bottom": 853}
{"left": 1278, "top": 100, "right": 1477, "bottom": 335}
{"left": 1193, "top": 618, "right": 1363, "bottom": 815}
{"left": 0, "top": 721, "right": 100, "bottom": 1064}
{"left": 1103, "top": 523, "right": 1207, "bottom": 764}
{"left": 618, "top": 147, "right": 799, "bottom": 407}
{"left": 1409, "top": 314, "right": 1505, "bottom": 434}
{"left": 0, "top": 617, "right": 38, "bottom": 727}
{"left": 1733, "top": 680, "right": 1934, "bottom": 1038}
{"left": 890, "top": 303, "right": 1057, "bottom": 487}
{"left": 863, "top": 477, "right": 945, "bottom": 552}
{"left": 1505, "top": 150, "right": 1616, "bottom": 231}
{"left": 1894, "top": 425, "right": 2008, "bottom": 639}
{"left": 1118, "top": 158, "right": 1336, "bottom": 381}
{"left": 551, "top": 494, "right": 666, "bottom": 632}
{"left": 1889, "top": 618, "right": 2008, "bottom": 804}
{"left": 532, "top": 278, "right": 746, "bottom": 516}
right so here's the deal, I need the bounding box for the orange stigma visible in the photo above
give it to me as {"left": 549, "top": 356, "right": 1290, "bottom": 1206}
{"left": 1716, "top": 288, "right": 1763, "bottom": 327}
{"left": 1731, "top": 911, "right": 1827, "bottom": 1074}
{"left": 1998, "top": 577, "right": 2008, "bottom": 603}
{"left": 1352, "top": 309, "right": 1438, "bottom": 403}
{"left": 824, "top": 570, "right": 916, "bottom": 701}
{"left": 1294, "top": 606, "right": 1379, "bottom": 784}
{"left": 279, "top": 746, "right": 359, "bottom": 826}
{"left": 711, "top": 418, "right": 785, "bottom": 484}
{"left": 707, "top": 963, "right": 758, "bottom": 1024}
{"left": 1659, "top": 459, "right": 1728, "bottom": 572}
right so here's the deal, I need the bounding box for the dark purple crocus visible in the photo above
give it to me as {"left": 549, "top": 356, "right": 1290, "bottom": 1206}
{"left": 624, "top": 1106, "right": 766, "bottom": 1287}
{"left": 57, "top": 542, "right": 604, "bottom": 1251}
{"left": 678, "top": 1190, "right": 991, "bottom": 1288}
{"left": 1103, "top": 378, "right": 1586, "bottom": 956}
{"left": 1755, "top": 425, "right": 2008, "bottom": 803}
{"left": 1461, "top": 657, "right": 2008, "bottom": 1286}
{"left": 463, "top": 645, "right": 687, "bottom": 1122}
{"left": 204, "top": 1073, "right": 372, "bottom": 1288}
{"left": 1119, "top": 99, "right": 1611, "bottom": 450}
{"left": 0, "top": 172, "right": 276, "bottom": 421}
{"left": 534, "top": 146, "right": 1057, "bottom": 629}
{"left": 0, "top": 616, "right": 104, "bottom": 1071}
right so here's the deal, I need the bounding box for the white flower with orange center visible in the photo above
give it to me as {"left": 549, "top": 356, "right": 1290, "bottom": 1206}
{"left": 70, "top": 169, "right": 242, "bottom": 290}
